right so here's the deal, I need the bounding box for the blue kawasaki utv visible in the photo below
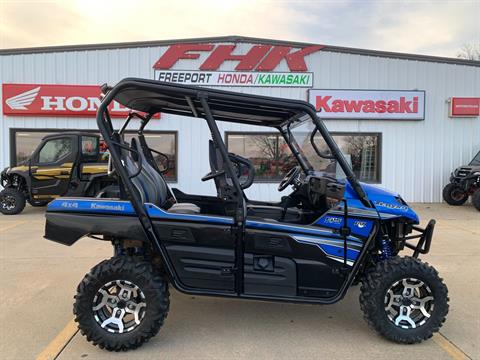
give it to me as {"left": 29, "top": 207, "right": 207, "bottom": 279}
{"left": 44, "top": 78, "right": 448, "bottom": 351}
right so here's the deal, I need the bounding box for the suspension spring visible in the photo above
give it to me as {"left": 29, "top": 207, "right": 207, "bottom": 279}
{"left": 380, "top": 237, "right": 393, "bottom": 260}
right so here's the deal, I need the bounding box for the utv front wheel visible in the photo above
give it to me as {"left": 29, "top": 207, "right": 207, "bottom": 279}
{"left": 360, "top": 257, "right": 449, "bottom": 344}
{"left": 0, "top": 188, "right": 26, "bottom": 215}
{"left": 442, "top": 183, "right": 468, "bottom": 205}
{"left": 472, "top": 190, "right": 480, "bottom": 211}
{"left": 74, "top": 256, "right": 170, "bottom": 351}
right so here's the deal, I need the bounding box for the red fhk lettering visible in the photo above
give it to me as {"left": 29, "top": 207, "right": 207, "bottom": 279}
{"left": 256, "top": 46, "right": 324, "bottom": 71}
{"left": 152, "top": 44, "right": 214, "bottom": 69}
{"left": 200, "top": 45, "right": 270, "bottom": 71}
{"left": 152, "top": 44, "right": 324, "bottom": 71}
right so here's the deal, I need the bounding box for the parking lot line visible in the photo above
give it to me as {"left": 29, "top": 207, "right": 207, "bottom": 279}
{"left": 433, "top": 333, "right": 470, "bottom": 360}
{"left": 36, "top": 319, "right": 78, "bottom": 360}
{"left": 0, "top": 221, "right": 27, "bottom": 233}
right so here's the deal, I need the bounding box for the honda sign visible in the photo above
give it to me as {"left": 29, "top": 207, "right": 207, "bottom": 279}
{"left": 2, "top": 84, "right": 159, "bottom": 118}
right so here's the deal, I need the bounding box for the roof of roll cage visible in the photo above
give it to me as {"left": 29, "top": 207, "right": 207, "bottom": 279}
{"left": 108, "top": 78, "right": 315, "bottom": 127}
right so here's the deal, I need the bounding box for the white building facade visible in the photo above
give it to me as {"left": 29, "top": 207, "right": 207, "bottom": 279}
{"left": 1, "top": 36, "right": 479, "bottom": 202}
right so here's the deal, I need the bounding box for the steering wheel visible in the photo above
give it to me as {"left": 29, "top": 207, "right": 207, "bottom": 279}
{"left": 278, "top": 166, "right": 301, "bottom": 192}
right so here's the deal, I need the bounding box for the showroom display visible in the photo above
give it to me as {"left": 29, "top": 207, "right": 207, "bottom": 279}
{"left": 44, "top": 79, "right": 449, "bottom": 351}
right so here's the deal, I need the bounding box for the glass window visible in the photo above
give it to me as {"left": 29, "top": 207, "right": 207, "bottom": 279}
{"left": 226, "top": 132, "right": 381, "bottom": 183}
{"left": 469, "top": 151, "right": 480, "bottom": 166}
{"left": 311, "top": 133, "right": 381, "bottom": 183}
{"left": 13, "top": 130, "right": 177, "bottom": 181}
{"left": 14, "top": 132, "right": 52, "bottom": 164}
{"left": 38, "top": 138, "right": 73, "bottom": 163}
{"left": 81, "top": 136, "right": 98, "bottom": 157}
{"left": 124, "top": 133, "right": 177, "bottom": 181}
{"left": 226, "top": 133, "right": 296, "bottom": 181}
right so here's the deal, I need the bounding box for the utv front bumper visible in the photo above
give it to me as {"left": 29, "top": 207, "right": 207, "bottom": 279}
{"left": 403, "top": 219, "right": 435, "bottom": 258}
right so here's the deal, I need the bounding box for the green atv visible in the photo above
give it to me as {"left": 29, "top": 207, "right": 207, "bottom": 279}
{"left": 0, "top": 132, "right": 116, "bottom": 215}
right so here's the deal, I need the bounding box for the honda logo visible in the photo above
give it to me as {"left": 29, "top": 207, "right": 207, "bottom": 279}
{"left": 2, "top": 84, "right": 159, "bottom": 118}
{"left": 5, "top": 87, "right": 40, "bottom": 110}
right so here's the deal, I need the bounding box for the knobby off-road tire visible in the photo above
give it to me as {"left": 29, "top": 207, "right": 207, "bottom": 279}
{"left": 0, "top": 188, "right": 26, "bottom": 215}
{"left": 442, "top": 183, "right": 468, "bottom": 205}
{"left": 74, "top": 256, "right": 170, "bottom": 351}
{"left": 360, "top": 257, "right": 449, "bottom": 344}
{"left": 472, "top": 190, "right": 480, "bottom": 211}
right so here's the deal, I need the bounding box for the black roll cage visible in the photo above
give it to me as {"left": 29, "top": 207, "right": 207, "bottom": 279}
{"left": 95, "top": 78, "right": 373, "bottom": 303}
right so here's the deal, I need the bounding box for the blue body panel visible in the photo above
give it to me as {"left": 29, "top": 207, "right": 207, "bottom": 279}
{"left": 48, "top": 198, "right": 136, "bottom": 215}
{"left": 47, "top": 179, "right": 419, "bottom": 268}
{"left": 344, "top": 182, "right": 419, "bottom": 224}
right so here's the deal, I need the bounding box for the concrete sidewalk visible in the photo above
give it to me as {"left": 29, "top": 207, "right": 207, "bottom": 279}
{"left": 0, "top": 203, "right": 478, "bottom": 359}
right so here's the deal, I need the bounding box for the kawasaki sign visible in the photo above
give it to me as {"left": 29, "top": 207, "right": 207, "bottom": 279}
{"left": 309, "top": 89, "right": 426, "bottom": 120}
{"left": 153, "top": 43, "right": 323, "bottom": 87}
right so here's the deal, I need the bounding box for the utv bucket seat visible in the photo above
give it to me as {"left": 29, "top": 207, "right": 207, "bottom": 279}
{"left": 125, "top": 137, "right": 200, "bottom": 214}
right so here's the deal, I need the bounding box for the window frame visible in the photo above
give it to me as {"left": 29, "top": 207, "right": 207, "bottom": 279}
{"left": 225, "top": 131, "right": 382, "bottom": 184}
{"left": 9, "top": 128, "right": 179, "bottom": 182}
{"left": 37, "top": 136, "right": 75, "bottom": 165}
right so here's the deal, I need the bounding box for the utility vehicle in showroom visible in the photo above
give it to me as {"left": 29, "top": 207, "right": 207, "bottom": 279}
{"left": 442, "top": 150, "right": 480, "bottom": 211}
{"left": 44, "top": 78, "right": 449, "bottom": 351}
{"left": 0, "top": 132, "right": 114, "bottom": 215}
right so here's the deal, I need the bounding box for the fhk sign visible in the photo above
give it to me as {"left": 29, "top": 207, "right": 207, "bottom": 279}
{"left": 3, "top": 84, "right": 130, "bottom": 117}
{"left": 309, "top": 89, "right": 425, "bottom": 120}
{"left": 449, "top": 97, "right": 480, "bottom": 117}
{"left": 153, "top": 43, "right": 323, "bottom": 87}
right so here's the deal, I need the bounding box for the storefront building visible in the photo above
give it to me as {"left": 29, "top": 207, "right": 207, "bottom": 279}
{"left": 1, "top": 36, "right": 479, "bottom": 202}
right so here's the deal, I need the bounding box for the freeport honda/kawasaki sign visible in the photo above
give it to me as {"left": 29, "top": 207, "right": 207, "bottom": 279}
{"left": 309, "top": 89, "right": 425, "bottom": 120}
{"left": 152, "top": 43, "right": 323, "bottom": 87}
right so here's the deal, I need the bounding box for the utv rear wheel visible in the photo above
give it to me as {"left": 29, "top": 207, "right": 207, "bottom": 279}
{"left": 0, "top": 188, "right": 26, "bottom": 215}
{"left": 472, "top": 190, "right": 480, "bottom": 211}
{"left": 442, "top": 183, "right": 468, "bottom": 205}
{"left": 360, "top": 257, "right": 448, "bottom": 344}
{"left": 74, "top": 256, "right": 170, "bottom": 351}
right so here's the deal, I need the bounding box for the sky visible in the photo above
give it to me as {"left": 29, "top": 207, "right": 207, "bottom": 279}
{"left": 0, "top": 0, "right": 479, "bottom": 58}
